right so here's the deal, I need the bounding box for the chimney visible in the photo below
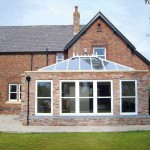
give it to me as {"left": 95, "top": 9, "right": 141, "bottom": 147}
{"left": 73, "top": 6, "right": 80, "bottom": 35}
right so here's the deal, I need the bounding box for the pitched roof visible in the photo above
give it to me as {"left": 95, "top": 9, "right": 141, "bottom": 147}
{"left": 0, "top": 25, "right": 74, "bottom": 52}
{"left": 64, "top": 11, "right": 150, "bottom": 66}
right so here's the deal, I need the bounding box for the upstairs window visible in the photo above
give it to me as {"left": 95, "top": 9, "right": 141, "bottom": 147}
{"left": 97, "top": 23, "right": 101, "bottom": 31}
{"left": 93, "top": 47, "right": 106, "bottom": 59}
{"left": 56, "top": 53, "right": 64, "bottom": 63}
{"left": 9, "top": 84, "right": 21, "bottom": 101}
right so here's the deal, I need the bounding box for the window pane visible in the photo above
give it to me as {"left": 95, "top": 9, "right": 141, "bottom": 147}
{"left": 122, "top": 81, "right": 135, "bottom": 96}
{"left": 99, "top": 56, "right": 105, "bottom": 59}
{"left": 37, "top": 82, "right": 51, "bottom": 97}
{"left": 97, "top": 82, "right": 111, "bottom": 97}
{"left": 37, "top": 98, "right": 51, "bottom": 113}
{"left": 57, "top": 53, "right": 63, "bottom": 59}
{"left": 97, "top": 98, "right": 111, "bottom": 113}
{"left": 122, "top": 98, "right": 135, "bottom": 112}
{"left": 80, "top": 58, "right": 91, "bottom": 70}
{"left": 62, "top": 82, "right": 75, "bottom": 97}
{"left": 80, "top": 98, "right": 93, "bottom": 113}
{"left": 55, "top": 60, "right": 67, "bottom": 70}
{"left": 103, "top": 61, "right": 117, "bottom": 70}
{"left": 94, "top": 48, "right": 104, "bottom": 55}
{"left": 68, "top": 57, "right": 79, "bottom": 70}
{"left": 79, "top": 82, "right": 93, "bottom": 97}
{"left": 10, "top": 85, "right": 17, "bottom": 92}
{"left": 10, "top": 93, "right": 17, "bottom": 100}
{"left": 92, "top": 58, "right": 104, "bottom": 70}
{"left": 62, "top": 98, "right": 75, "bottom": 113}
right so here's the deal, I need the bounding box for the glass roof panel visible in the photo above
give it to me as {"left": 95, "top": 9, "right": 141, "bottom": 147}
{"left": 68, "top": 57, "right": 79, "bottom": 70}
{"left": 116, "top": 64, "right": 133, "bottom": 71}
{"left": 41, "top": 64, "right": 55, "bottom": 71}
{"left": 103, "top": 60, "right": 117, "bottom": 70}
{"left": 80, "top": 57, "right": 91, "bottom": 70}
{"left": 91, "top": 57, "right": 104, "bottom": 70}
{"left": 39, "top": 55, "right": 134, "bottom": 71}
{"left": 55, "top": 60, "right": 68, "bottom": 70}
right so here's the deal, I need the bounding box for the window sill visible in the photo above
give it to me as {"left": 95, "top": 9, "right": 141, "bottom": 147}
{"left": 6, "top": 101, "right": 21, "bottom": 105}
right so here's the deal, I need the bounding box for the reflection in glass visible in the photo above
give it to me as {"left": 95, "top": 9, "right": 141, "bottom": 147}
{"left": 97, "top": 98, "right": 111, "bottom": 113}
{"left": 80, "top": 58, "right": 91, "bottom": 70}
{"left": 37, "top": 98, "right": 51, "bottom": 113}
{"left": 80, "top": 98, "right": 93, "bottom": 113}
{"left": 62, "top": 98, "right": 75, "bottom": 113}
{"left": 103, "top": 61, "right": 117, "bottom": 70}
{"left": 122, "top": 81, "right": 135, "bottom": 96}
{"left": 122, "top": 98, "right": 135, "bottom": 112}
{"left": 37, "top": 82, "right": 51, "bottom": 97}
{"left": 62, "top": 82, "right": 75, "bottom": 97}
{"left": 79, "top": 82, "right": 93, "bottom": 97}
{"left": 92, "top": 58, "right": 104, "bottom": 70}
{"left": 94, "top": 48, "right": 104, "bottom": 55}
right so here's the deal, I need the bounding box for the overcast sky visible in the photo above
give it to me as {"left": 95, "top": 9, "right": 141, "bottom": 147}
{"left": 0, "top": 0, "right": 150, "bottom": 60}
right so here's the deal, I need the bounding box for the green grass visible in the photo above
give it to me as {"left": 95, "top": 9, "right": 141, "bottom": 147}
{"left": 0, "top": 131, "right": 150, "bottom": 150}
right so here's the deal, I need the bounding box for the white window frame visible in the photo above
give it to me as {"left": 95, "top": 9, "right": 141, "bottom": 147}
{"left": 93, "top": 47, "right": 106, "bottom": 59}
{"left": 60, "top": 80, "right": 113, "bottom": 116}
{"left": 56, "top": 53, "right": 64, "bottom": 63}
{"left": 19, "top": 84, "right": 22, "bottom": 101}
{"left": 120, "top": 80, "right": 138, "bottom": 115}
{"left": 9, "top": 84, "right": 18, "bottom": 101}
{"left": 35, "top": 80, "right": 53, "bottom": 116}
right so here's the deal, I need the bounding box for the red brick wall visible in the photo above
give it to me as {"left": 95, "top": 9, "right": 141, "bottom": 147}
{"left": 21, "top": 71, "right": 150, "bottom": 126}
{"left": 0, "top": 52, "right": 58, "bottom": 114}
{"left": 68, "top": 19, "right": 148, "bottom": 70}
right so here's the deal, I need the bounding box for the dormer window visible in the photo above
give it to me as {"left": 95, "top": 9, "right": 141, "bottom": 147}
{"left": 56, "top": 53, "right": 64, "bottom": 63}
{"left": 93, "top": 47, "right": 106, "bottom": 59}
{"left": 97, "top": 24, "right": 101, "bottom": 31}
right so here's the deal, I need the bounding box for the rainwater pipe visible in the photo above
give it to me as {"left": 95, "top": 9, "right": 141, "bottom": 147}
{"left": 26, "top": 76, "right": 31, "bottom": 126}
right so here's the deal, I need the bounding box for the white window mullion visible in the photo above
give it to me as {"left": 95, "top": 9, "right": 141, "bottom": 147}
{"left": 93, "top": 81, "right": 97, "bottom": 114}
{"left": 76, "top": 81, "right": 79, "bottom": 114}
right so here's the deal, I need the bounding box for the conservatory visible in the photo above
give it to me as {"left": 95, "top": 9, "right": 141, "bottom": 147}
{"left": 21, "top": 55, "right": 150, "bottom": 126}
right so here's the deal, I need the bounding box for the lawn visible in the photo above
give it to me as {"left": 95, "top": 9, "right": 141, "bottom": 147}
{"left": 0, "top": 131, "right": 150, "bottom": 150}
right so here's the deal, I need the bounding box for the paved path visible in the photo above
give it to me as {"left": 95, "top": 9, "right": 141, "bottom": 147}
{"left": 0, "top": 115, "right": 150, "bottom": 133}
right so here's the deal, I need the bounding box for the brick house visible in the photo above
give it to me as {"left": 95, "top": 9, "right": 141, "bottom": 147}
{"left": 0, "top": 6, "right": 150, "bottom": 125}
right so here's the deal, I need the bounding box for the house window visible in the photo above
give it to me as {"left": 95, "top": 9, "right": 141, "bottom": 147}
{"left": 9, "top": 84, "right": 21, "bottom": 101}
{"left": 97, "top": 82, "right": 111, "bottom": 113}
{"left": 79, "top": 82, "right": 93, "bottom": 113}
{"left": 60, "top": 80, "right": 113, "bottom": 115}
{"left": 36, "top": 80, "right": 52, "bottom": 115}
{"left": 61, "top": 82, "right": 75, "bottom": 113}
{"left": 120, "top": 80, "right": 137, "bottom": 115}
{"left": 56, "top": 53, "right": 64, "bottom": 63}
{"left": 93, "top": 47, "right": 106, "bottom": 59}
{"left": 97, "top": 23, "right": 101, "bottom": 31}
